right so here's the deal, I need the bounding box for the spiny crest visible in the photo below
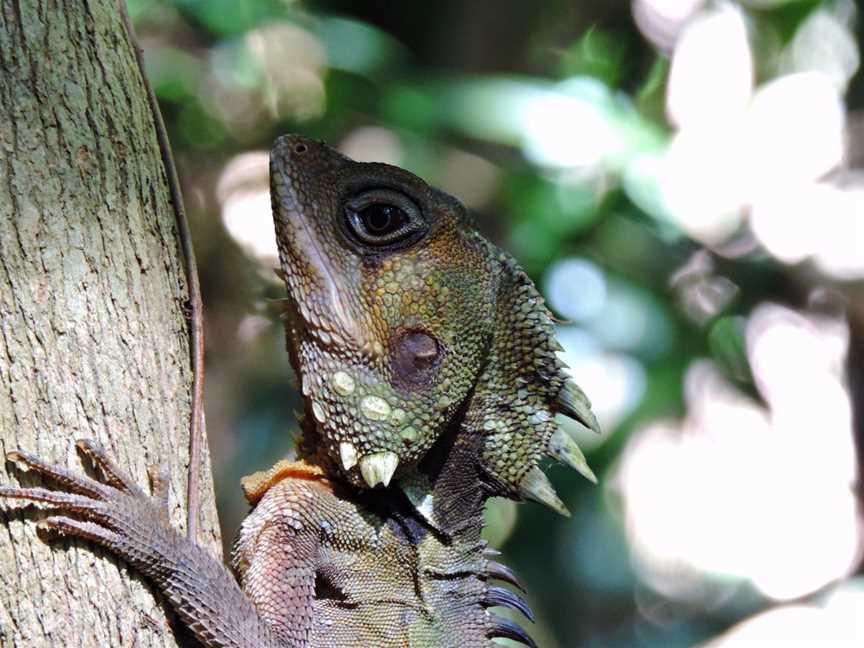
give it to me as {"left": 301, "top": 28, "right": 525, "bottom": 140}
{"left": 467, "top": 250, "right": 600, "bottom": 516}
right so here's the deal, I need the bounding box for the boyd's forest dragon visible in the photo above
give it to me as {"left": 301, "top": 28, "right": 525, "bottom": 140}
{"left": 0, "top": 135, "right": 599, "bottom": 648}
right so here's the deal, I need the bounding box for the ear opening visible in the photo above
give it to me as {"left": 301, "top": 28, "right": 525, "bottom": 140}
{"left": 462, "top": 253, "right": 600, "bottom": 515}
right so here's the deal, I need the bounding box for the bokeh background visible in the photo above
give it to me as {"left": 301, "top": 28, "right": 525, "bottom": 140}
{"left": 128, "top": 0, "right": 864, "bottom": 645}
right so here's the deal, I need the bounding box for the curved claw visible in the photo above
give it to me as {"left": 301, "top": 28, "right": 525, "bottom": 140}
{"left": 0, "top": 443, "right": 168, "bottom": 532}
{"left": 39, "top": 515, "right": 120, "bottom": 547}
{"left": 5, "top": 450, "right": 107, "bottom": 500}
{"left": 0, "top": 485, "right": 101, "bottom": 516}
{"left": 484, "top": 585, "right": 534, "bottom": 622}
{"left": 488, "top": 616, "right": 537, "bottom": 648}
{"left": 487, "top": 560, "right": 527, "bottom": 593}
{"left": 76, "top": 439, "right": 145, "bottom": 497}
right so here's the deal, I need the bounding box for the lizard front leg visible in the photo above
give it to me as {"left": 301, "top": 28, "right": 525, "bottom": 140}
{"left": 0, "top": 440, "right": 300, "bottom": 648}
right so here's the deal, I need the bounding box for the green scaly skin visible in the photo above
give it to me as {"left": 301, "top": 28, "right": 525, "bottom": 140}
{"left": 0, "top": 135, "right": 599, "bottom": 648}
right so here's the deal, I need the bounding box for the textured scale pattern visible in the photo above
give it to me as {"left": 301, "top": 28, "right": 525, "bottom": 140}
{"left": 0, "top": 135, "right": 599, "bottom": 647}
{"left": 233, "top": 469, "right": 491, "bottom": 647}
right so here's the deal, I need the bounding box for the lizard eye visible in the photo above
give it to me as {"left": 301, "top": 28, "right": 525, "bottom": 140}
{"left": 344, "top": 189, "right": 427, "bottom": 248}
{"left": 360, "top": 204, "right": 405, "bottom": 235}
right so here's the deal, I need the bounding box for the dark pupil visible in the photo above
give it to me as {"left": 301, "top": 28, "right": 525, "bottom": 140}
{"left": 361, "top": 204, "right": 404, "bottom": 235}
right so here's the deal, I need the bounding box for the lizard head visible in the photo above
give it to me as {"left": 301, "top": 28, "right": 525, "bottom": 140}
{"left": 271, "top": 135, "right": 497, "bottom": 490}
{"left": 270, "top": 135, "right": 598, "bottom": 509}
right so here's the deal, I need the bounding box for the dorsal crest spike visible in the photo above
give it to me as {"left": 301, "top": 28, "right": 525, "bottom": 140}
{"left": 556, "top": 379, "right": 601, "bottom": 433}
{"left": 548, "top": 428, "right": 597, "bottom": 484}
{"left": 463, "top": 248, "right": 599, "bottom": 502}
{"left": 519, "top": 465, "right": 570, "bottom": 517}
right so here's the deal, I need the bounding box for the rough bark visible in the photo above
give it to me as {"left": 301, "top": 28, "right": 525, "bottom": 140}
{"left": 0, "top": 1, "right": 220, "bottom": 646}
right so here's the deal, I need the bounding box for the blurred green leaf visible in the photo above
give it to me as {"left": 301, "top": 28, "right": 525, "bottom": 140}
{"left": 173, "top": 0, "right": 289, "bottom": 36}
{"left": 176, "top": 100, "right": 229, "bottom": 148}
{"left": 312, "top": 16, "right": 409, "bottom": 75}
{"left": 559, "top": 27, "right": 629, "bottom": 85}
{"left": 211, "top": 38, "right": 265, "bottom": 90}
{"left": 708, "top": 315, "right": 753, "bottom": 385}
{"left": 482, "top": 497, "right": 519, "bottom": 548}
{"left": 748, "top": 0, "right": 823, "bottom": 43}
{"left": 147, "top": 46, "right": 204, "bottom": 101}
{"left": 380, "top": 84, "right": 441, "bottom": 133}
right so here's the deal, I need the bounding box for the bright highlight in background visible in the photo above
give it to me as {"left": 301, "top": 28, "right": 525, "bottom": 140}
{"left": 217, "top": 151, "right": 277, "bottom": 263}
{"left": 520, "top": 77, "right": 625, "bottom": 173}
{"left": 704, "top": 580, "right": 864, "bottom": 647}
{"left": 666, "top": 5, "right": 752, "bottom": 130}
{"left": 614, "top": 304, "right": 861, "bottom": 602}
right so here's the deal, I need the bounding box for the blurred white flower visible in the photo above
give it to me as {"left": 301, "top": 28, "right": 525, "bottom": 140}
{"left": 632, "top": 0, "right": 706, "bottom": 51}
{"left": 614, "top": 304, "right": 860, "bottom": 603}
{"left": 666, "top": 5, "right": 753, "bottom": 130}
{"left": 702, "top": 580, "right": 864, "bottom": 647}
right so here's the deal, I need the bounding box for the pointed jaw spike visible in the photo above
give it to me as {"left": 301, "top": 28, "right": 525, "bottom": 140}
{"left": 339, "top": 442, "right": 358, "bottom": 471}
{"left": 519, "top": 466, "right": 570, "bottom": 517}
{"left": 359, "top": 451, "right": 399, "bottom": 488}
{"left": 548, "top": 428, "right": 597, "bottom": 484}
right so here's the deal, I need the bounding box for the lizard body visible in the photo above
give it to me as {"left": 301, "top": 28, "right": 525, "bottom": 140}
{"left": 234, "top": 457, "right": 490, "bottom": 647}
{"left": 0, "top": 135, "right": 598, "bottom": 647}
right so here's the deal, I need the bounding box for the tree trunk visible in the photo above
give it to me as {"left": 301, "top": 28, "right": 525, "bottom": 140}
{"left": 0, "top": 1, "right": 220, "bottom": 646}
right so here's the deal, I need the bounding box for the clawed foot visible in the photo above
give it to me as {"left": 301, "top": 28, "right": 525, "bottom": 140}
{"left": 0, "top": 440, "right": 280, "bottom": 648}
{"left": 0, "top": 439, "right": 172, "bottom": 549}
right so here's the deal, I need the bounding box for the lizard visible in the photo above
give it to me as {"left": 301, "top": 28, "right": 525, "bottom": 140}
{"left": 0, "top": 135, "right": 599, "bottom": 648}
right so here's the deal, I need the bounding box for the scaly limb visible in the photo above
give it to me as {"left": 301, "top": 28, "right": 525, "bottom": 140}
{"left": 0, "top": 440, "right": 294, "bottom": 648}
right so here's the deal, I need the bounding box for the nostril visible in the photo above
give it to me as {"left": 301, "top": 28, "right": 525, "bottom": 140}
{"left": 294, "top": 143, "right": 307, "bottom": 154}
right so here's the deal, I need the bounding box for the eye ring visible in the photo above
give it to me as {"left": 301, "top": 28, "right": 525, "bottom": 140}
{"left": 343, "top": 189, "right": 427, "bottom": 249}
